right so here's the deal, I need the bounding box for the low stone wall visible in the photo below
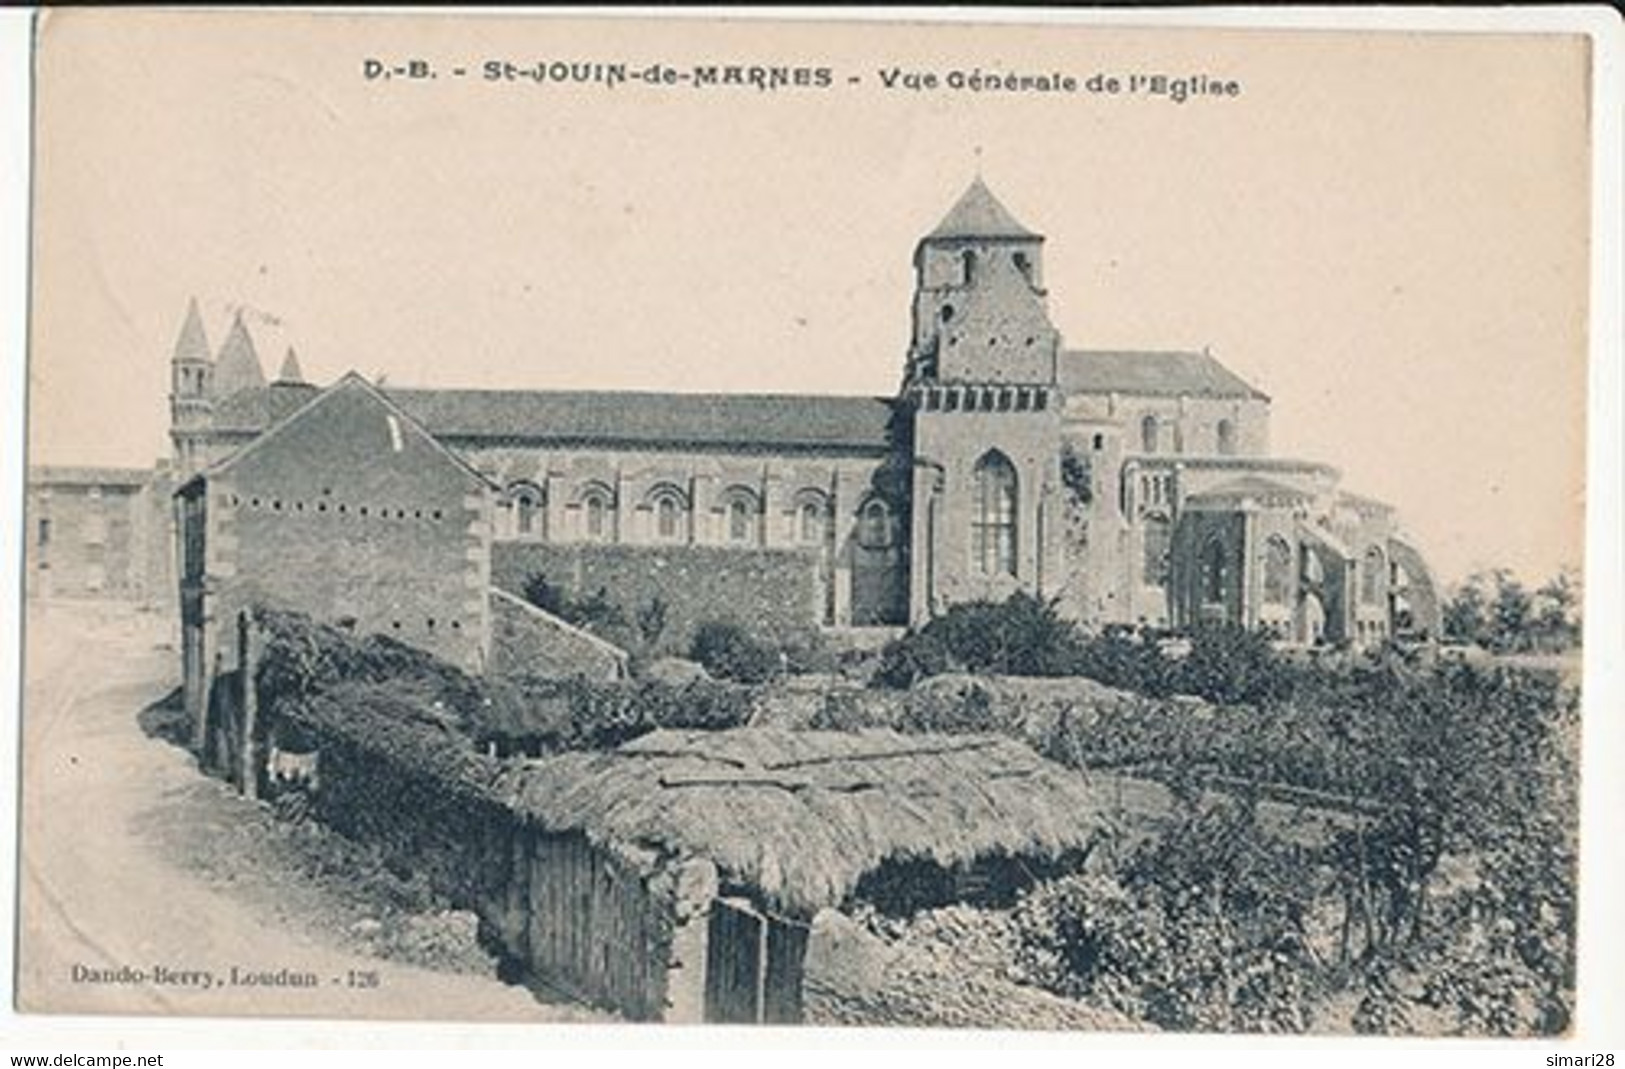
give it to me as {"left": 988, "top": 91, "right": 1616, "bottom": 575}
{"left": 802, "top": 908, "right": 1141, "bottom": 1031}
{"left": 491, "top": 541, "right": 821, "bottom": 653}
{"left": 488, "top": 588, "right": 628, "bottom": 681}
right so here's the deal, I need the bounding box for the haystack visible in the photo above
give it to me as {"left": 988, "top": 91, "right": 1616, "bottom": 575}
{"left": 492, "top": 727, "right": 1112, "bottom": 916}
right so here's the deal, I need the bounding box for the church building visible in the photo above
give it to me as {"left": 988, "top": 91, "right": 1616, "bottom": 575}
{"left": 166, "top": 179, "right": 1440, "bottom": 674}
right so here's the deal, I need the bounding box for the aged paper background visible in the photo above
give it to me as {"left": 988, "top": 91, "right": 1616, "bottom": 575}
{"left": 6, "top": 5, "right": 1621, "bottom": 1050}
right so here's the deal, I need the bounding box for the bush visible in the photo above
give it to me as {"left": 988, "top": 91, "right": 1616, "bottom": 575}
{"left": 1012, "top": 799, "right": 1325, "bottom": 1033}
{"left": 689, "top": 620, "right": 782, "bottom": 685}
{"left": 1176, "top": 622, "right": 1302, "bottom": 706}
{"left": 474, "top": 675, "right": 755, "bottom": 756}
{"left": 873, "top": 593, "right": 1088, "bottom": 687}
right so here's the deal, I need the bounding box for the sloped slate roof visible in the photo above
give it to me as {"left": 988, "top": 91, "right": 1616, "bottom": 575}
{"left": 1185, "top": 475, "right": 1314, "bottom": 506}
{"left": 29, "top": 465, "right": 153, "bottom": 488}
{"left": 208, "top": 384, "right": 898, "bottom": 451}
{"left": 924, "top": 178, "right": 1040, "bottom": 242}
{"left": 1058, "top": 349, "right": 1268, "bottom": 400}
{"left": 385, "top": 388, "right": 898, "bottom": 451}
{"left": 211, "top": 381, "right": 322, "bottom": 432}
{"left": 213, "top": 313, "right": 267, "bottom": 397}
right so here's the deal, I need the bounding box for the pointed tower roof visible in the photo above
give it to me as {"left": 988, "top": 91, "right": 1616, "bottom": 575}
{"left": 172, "top": 297, "right": 212, "bottom": 365}
{"left": 212, "top": 311, "right": 267, "bottom": 397}
{"left": 276, "top": 346, "right": 305, "bottom": 385}
{"left": 924, "top": 178, "right": 1040, "bottom": 241}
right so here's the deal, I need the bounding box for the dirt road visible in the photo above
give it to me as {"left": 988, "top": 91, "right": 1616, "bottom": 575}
{"left": 15, "top": 602, "right": 605, "bottom": 1024}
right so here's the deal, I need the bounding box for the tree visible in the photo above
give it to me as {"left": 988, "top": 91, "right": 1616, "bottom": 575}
{"left": 1531, "top": 570, "right": 1581, "bottom": 652}
{"left": 1441, "top": 574, "right": 1489, "bottom": 645}
{"left": 1487, "top": 570, "right": 1533, "bottom": 652}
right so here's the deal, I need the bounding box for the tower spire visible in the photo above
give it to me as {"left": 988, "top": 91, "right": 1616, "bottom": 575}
{"left": 276, "top": 346, "right": 305, "bottom": 385}
{"left": 213, "top": 310, "right": 267, "bottom": 397}
{"left": 172, "top": 296, "right": 212, "bottom": 365}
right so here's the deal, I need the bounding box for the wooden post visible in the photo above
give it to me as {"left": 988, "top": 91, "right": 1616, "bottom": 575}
{"left": 238, "top": 611, "right": 258, "bottom": 800}
{"left": 753, "top": 902, "right": 769, "bottom": 1023}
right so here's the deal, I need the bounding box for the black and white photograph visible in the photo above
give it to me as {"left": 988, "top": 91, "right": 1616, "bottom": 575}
{"left": 6, "top": 6, "right": 1620, "bottom": 1049}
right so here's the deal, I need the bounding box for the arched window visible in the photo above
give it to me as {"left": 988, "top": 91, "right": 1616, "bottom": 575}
{"left": 1141, "top": 414, "right": 1160, "bottom": 454}
{"left": 1361, "top": 547, "right": 1386, "bottom": 605}
{"left": 1263, "top": 537, "right": 1293, "bottom": 604}
{"left": 858, "top": 497, "right": 892, "bottom": 549}
{"left": 508, "top": 482, "right": 544, "bottom": 538}
{"left": 723, "top": 490, "right": 759, "bottom": 545}
{"left": 1217, "top": 419, "right": 1236, "bottom": 456}
{"left": 646, "top": 487, "right": 686, "bottom": 543}
{"left": 580, "top": 487, "right": 613, "bottom": 542}
{"left": 797, "top": 494, "right": 830, "bottom": 546}
{"left": 961, "top": 249, "right": 977, "bottom": 285}
{"left": 973, "top": 452, "right": 1018, "bottom": 577}
{"left": 1142, "top": 514, "right": 1171, "bottom": 586}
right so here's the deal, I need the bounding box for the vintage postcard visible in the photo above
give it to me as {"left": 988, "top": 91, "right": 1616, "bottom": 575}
{"left": 10, "top": 6, "right": 1617, "bottom": 1043}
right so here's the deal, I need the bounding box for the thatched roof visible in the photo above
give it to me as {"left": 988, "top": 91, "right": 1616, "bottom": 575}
{"left": 492, "top": 727, "right": 1111, "bottom": 916}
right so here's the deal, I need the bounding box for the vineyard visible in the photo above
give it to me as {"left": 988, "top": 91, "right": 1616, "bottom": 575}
{"left": 867, "top": 596, "right": 1581, "bottom": 1035}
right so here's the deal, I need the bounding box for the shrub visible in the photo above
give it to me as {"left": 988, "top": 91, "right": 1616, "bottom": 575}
{"left": 689, "top": 620, "right": 781, "bottom": 685}
{"left": 473, "top": 675, "right": 755, "bottom": 756}
{"left": 520, "top": 573, "right": 627, "bottom": 632}
{"left": 1176, "top": 622, "right": 1301, "bottom": 706}
{"left": 873, "top": 593, "right": 1088, "bottom": 687}
{"left": 872, "top": 629, "right": 952, "bottom": 689}
{"left": 1012, "top": 799, "right": 1325, "bottom": 1033}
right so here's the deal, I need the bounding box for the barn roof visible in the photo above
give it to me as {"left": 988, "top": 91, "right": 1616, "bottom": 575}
{"left": 495, "top": 727, "right": 1110, "bottom": 915}
{"left": 192, "top": 372, "right": 497, "bottom": 491}
{"left": 1059, "top": 349, "right": 1268, "bottom": 400}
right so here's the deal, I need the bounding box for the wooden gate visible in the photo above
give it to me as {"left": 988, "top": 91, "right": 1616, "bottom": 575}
{"left": 703, "top": 898, "right": 809, "bottom": 1024}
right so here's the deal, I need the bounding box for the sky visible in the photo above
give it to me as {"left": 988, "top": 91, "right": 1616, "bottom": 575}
{"left": 25, "top": 11, "right": 1591, "bottom": 585}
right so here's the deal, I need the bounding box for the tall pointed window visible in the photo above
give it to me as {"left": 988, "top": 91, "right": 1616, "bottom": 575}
{"left": 1201, "top": 537, "right": 1227, "bottom": 606}
{"left": 1263, "top": 537, "right": 1293, "bottom": 604}
{"left": 1217, "top": 419, "right": 1237, "bottom": 456}
{"left": 973, "top": 451, "right": 1018, "bottom": 577}
{"left": 1142, "top": 515, "right": 1171, "bottom": 585}
{"left": 1361, "top": 547, "right": 1386, "bottom": 605}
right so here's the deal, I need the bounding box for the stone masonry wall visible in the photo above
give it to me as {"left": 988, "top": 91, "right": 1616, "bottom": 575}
{"left": 490, "top": 541, "right": 822, "bottom": 653}
{"left": 488, "top": 588, "right": 628, "bottom": 680}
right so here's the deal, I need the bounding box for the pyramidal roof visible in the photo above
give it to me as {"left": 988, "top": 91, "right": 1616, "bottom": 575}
{"left": 924, "top": 178, "right": 1040, "bottom": 242}
{"left": 276, "top": 346, "right": 305, "bottom": 384}
{"left": 172, "top": 297, "right": 212, "bottom": 365}
{"left": 213, "top": 311, "right": 267, "bottom": 397}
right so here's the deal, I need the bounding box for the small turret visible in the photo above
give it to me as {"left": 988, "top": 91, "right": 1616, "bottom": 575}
{"left": 169, "top": 297, "right": 214, "bottom": 477}
{"left": 276, "top": 346, "right": 305, "bottom": 385}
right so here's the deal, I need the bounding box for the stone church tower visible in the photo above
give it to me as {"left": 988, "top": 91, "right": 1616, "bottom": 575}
{"left": 903, "top": 180, "right": 1067, "bottom": 619}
